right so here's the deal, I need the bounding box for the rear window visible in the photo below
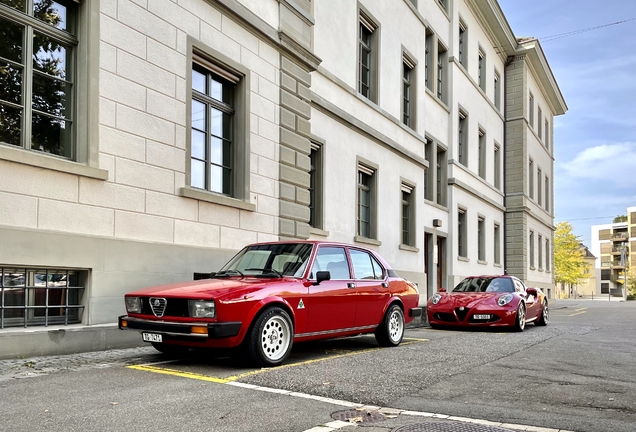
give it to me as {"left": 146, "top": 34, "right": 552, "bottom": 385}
{"left": 453, "top": 277, "right": 513, "bottom": 293}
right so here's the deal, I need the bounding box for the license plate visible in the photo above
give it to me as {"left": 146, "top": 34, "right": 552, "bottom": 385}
{"left": 142, "top": 333, "right": 162, "bottom": 343}
{"left": 473, "top": 314, "right": 491, "bottom": 320}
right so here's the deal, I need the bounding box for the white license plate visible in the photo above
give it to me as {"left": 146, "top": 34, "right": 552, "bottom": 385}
{"left": 473, "top": 314, "right": 491, "bottom": 320}
{"left": 142, "top": 333, "right": 162, "bottom": 343}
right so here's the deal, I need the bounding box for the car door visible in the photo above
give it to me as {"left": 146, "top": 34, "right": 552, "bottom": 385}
{"left": 515, "top": 279, "right": 540, "bottom": 319}
{"left": 306, "top": 246, "right": 357, "bottom": 333}
{"left": 348, "top": 248, "right": 389, "bottom": 328}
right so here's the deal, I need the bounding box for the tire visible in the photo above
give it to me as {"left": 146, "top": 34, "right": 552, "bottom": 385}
{"left": 246, "top": 306, "right": 294, "bottom": 367}
{"left": 535, "top": 301, "right": 549, "bottom": 326}
{"left": 513, "top": 303, "right": 526, "bottom": 332}
{"left": 151, "top": 342, "right": 186, "bottom": 355}
{"left": 375, "top": 304, "right": 405, "bottom": 346}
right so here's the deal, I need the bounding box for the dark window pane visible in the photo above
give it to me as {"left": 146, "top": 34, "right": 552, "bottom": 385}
{"left": 0, "top": 0, "right": 25, "bottom": 12}
{"left": 0, "top": 62, "right": 22, "bottom": 104}
{"left": 32, "top": 72, "right": 69, "bottom": 118}
{"left": 32, "top": 33, "right": 68, "bottom": 79}
{"left": 222, "top": 166, "right": 231, "bottom": 195}
{"left": 192, "top": 67, "right": 206, "bottom": 94}
{"left": 190, "top": 159, "right": 205, "bottom": 189}
{"left": 0, "top": 102, "right": 22, "bottom": 146}
{"left": 34, "top": 0, "right": 71, "bottom": 31}
{"left": 222, "top": 139, "right": 231, "bottom": 167}
{"left": 191, "top": 130, "right": 205, "bottom": 160}
{"left": 192, "top": 100, "right": 206, "bottom": 130}
{"left": 31, "top": 112, "right": 70, "bottom": 157}
{"left": 0, "top": 17, "right": 24, "bottom": 63}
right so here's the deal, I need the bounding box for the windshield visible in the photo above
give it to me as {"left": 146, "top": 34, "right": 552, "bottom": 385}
{"left": 217, "top": 243, "right": 314, "bottom": 278}
{"left": 452, "top": 277, "right": 514, "bottom": 293}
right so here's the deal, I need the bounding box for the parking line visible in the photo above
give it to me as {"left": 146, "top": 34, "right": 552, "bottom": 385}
{"left": 127, "top": 338, "right": 428, "bottom": 383}
{"left": 568, "top": 307, "right": 587, "bottom": 317}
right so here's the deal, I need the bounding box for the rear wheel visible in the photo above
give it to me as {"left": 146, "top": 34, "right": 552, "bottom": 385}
{"left": 535, "top": 301, "right": 549, "bottom": 326}
{"left": 375, "top": 304, "right": 405, "bottom": 346}
{"left": 246, "top": 307, "right": 293, "bottom": 367}
{"left": 513, "top": 303, "right": 526, "bottom": 332}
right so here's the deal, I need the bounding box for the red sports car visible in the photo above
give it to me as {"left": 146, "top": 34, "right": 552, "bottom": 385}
{"left": 426, "top": 275, "right": 548, "bottom": 331}
{"left": 119, "top": 241, "right": 421, "bottom": 366}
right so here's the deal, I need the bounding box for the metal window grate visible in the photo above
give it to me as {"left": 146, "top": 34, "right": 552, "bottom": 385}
{"left": 0, "top": 267, "right": 85, "bottom": 329}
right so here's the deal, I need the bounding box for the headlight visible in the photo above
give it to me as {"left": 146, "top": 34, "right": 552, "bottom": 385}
{"left": 431, "top": 293, "right": 442, "bottom": 305}
{"left": 189, "top": 300, "right": 216, "bottom": 318}
{"left": 497, "top": 294, "right": 514, "bottom": 306}
{"left": 125, "top": 296, "right": 141, "bottom": 313}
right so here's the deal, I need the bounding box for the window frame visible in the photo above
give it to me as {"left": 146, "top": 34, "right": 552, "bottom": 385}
{"left": 437, "top": 42, "right": 447, "bottom": 102}
{"left": 356, "top": 160, "right": 378, "bottom": 241}
{"left": 528, "top": 158, "right": 534, "bottom": 199}
{"left": 494, "top": 69, "right": 501, "bottom": 110}
{"left": 477, "top": 215, "right": 485, "bottom": 262}
{"left": 478, "top": 128, "right": 486, "bottom": 179}
{"left": 358, "top": 9, "right": 379, "bottom": 103}
{"left": 437, "top": 146, "right": 447, "bottom": 206}
{"left": 494, "top": 223, "right": 501, "bottom": 265}
{"left": 458, "top": 207, "right": 467, "bottom": 258}
{"left": 528, "top": 92, "right": 535, "bottom": 128}
{"left": 537, "top": 167, "right": 542, "bottom": 206}
{"left": 529, "top": 230, "right": 535, "bottom": 269}
{"left": 402, "top": 53, "right": 416, "bottom": 129}
{"left": 478, "top": 47, "right": 486, "bottom": 91}
{"left": 538, "top": 234, "right": 543, "bottom": 270}
{"left": 494, "top": 142, "right": 501, "bottom": 190}
{"left": 401, "top": 182, "right": 416, "bottom": 247}
{"left": 458, "top": 20, "right": 467, "bottom": 68}
{"left": 458, "top": 110, "right": 467, "bottom": 166}
{"left": 309, "top": 140, "right": 324, "bottom": 229}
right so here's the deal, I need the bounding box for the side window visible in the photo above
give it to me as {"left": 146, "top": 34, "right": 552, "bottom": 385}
{"left": 350, "top": 249, "right": 384, "bottom": 280}
{"left": 514, "top": 280, "right": 525, "bottom": 293}
{"left": 312, "top": 247, "right": 350, "bottom": 280}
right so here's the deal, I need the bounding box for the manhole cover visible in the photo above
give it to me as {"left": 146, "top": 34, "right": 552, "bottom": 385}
{"left": 394, "top": 422, "right": 512, "bottom": 432}
{"left": 331, "top": 409, "right": 386, "bottom": 424}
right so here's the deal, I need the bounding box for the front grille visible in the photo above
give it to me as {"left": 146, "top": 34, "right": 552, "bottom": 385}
{"left": 455, "top": 307, "right": 469, "bottom": 322}
{"left": 140, "top": 297, "right": 189, "bottom": 317}
{"left": 433, "top": 312, "right": 457, "bottom": 323}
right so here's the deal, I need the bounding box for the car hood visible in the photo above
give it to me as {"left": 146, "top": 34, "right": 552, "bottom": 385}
{"left": 435, "top": 292, "right": 503, "bottom": 308}
{"left": 126, "top": 277, "right": 281, "bottom": 301}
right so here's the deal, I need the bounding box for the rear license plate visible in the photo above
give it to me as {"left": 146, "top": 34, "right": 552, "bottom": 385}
{"left": 142, "top": 333, "right": 162, "bottom": 343}
{"left": 473, "top": 314, "right": 491, "bottom": 320}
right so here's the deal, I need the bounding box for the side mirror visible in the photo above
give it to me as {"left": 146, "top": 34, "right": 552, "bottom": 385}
{"left": 439, "top": 287, "right": 447, "bottom": 293}
{"left": 526, "top": 287, "right": 538, "bottom": 296}
{"left": 315, "top": 271, "right": 331, "bottom": 285}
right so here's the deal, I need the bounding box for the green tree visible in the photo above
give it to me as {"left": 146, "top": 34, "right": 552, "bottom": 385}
{"left": 554, "top": 222, "right": 587, "bottom": 297}
{"left": 626, "top": 269, "right": 636, "bottom": 301}
{"left": 613, "top": 215, "right": 627, "bottom": 223}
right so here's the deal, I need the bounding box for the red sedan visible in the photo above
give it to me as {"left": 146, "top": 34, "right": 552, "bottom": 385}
{"left": 426, "top": 275, "right": 548, "bottom": 331}
{"left": 119, "top": 241, "right": 421, "bottom": 366}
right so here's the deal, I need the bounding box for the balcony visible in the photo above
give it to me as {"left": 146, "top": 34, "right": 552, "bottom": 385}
{"left": 610, "top": 246, "right": 627, "bottom": 255}
{"left": 611, "top": 232, "right": 629, "bottom": 241}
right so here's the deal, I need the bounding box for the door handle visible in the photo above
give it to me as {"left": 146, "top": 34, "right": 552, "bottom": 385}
{"left": 347, "top": 283, "right": 356, "bottom": 288}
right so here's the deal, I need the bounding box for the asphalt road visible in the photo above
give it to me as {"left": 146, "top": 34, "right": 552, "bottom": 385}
{"left": 1, "top": 299, "right": 634, "bottom": 432}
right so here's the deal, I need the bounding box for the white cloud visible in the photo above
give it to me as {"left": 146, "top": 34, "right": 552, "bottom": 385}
{"left": 560, "top": 142, "right": 636, "bottom": 184}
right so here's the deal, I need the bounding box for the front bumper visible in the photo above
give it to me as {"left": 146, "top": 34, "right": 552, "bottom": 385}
{"left": 119, "top": 315, "right": 241, "bottom": 340}
{"left": 427, "top": 307, "right": 516, "bottom": 327}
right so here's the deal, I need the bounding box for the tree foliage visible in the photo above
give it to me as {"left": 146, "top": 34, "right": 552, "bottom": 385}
{"left": 613, "top": 215, "right": 628, "bottom": 223}
{"left": 554, "top": 222, "right": 587, "bottom": 287}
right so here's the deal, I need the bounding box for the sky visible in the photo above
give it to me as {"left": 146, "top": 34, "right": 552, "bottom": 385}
{"left": 498, "top": 0, "right": 636, "bottom": 246}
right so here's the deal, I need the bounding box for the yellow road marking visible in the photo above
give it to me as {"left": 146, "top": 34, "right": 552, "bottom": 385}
{"left": 568, "top": 308, "right": 587, "bottom": 317}
{"left": 127, "top": 338, "right": 428, "bottom": 383}
{"left": 575, "top": 307, "right": 588, "bottom": 312}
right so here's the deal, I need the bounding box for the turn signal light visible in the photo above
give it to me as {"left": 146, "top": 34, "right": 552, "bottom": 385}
{"left": 191, "top": 326, "right": 208, "bottom": 335}
{"left": 121, "top": 320, "right": 128, "bottom": 327}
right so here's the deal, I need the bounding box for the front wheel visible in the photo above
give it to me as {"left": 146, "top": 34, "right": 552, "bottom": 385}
{"left": 513, "top": 303, "right": 526, "bottom": 332}
{"left": 535, "top": 301, "right": 549, "bottom": 326}
{"left": 246, "top": 307, "right": 293, "bottom": 367}
{"left": 375, "top": 304, "right": 405, "bottom": 346}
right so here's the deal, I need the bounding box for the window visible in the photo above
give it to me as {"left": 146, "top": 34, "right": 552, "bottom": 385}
{"left": 528, "top": 159, "right": 534, "bottom": 199}
{"left": 357, "top": 164, "right": 376, "bottom": 239}
{"left": 458, "top": 111, "right": 467, "bottom": 166}
{"left": 544, "top": 120, "right": 550, "bottom": 148}
{"left": 401, "top": 183, "right": 415, "bottom": 246}
{"left": 458, "top": 208, "right": 467, "bottom": 258}
{"left": 529, "top": 231, "right": 535, "bottom": 268}
{"left": 313, "top": 247, "right": 350, "bottom": 280}
{"left": 350, "top": 249, "right": 384, "bottom": 280}
{"left": 425, "top": 30, "right": 433, "bottom": 91}
{"left": 402, "top": 56, "right": 416, "bottom": 128}
{"left": 0, "top": 1, "right": 78, "bottom": 158}
{"left": 528, "top": 92, "right": 534, "bottom": 128}
{"left": 478, "top": 216, "right": 485, "bottom": 261}
{"left": 545, "top": 238, "right": 550, "bottom": 271}
{"left": 478, "top": 49, "right": 486, "bottom": 91}
{"left": 494, "top": 70, "right": 501, "bottom": 110}
{"left": 458, "top": 21, "right": 467, "bottom": 68}
{"left": 538, "top": 107, "right": 543, "bottom": 138}
{"left": 437, "top": 0, "right": 448, "bottom": 12}
{"left": 538, "top": 234, "right": 543, "bottom": 269}
{"left": 537, "top": 167, "right": 542, "bottom": 206}
{"left": 358, "top": 12, "right": 378, "bottom": 102}
{"left": 309, "top": 142, "right": 323, "bottom": 229}
{"left": 1, "top": 267, "right": 85, "bottom": 329}
{"left": 437, "top": 43, "right": 447, "bottom": 101}
{"left": 545, "top": 176, "right": 550, "bottom": 212}
{"left": 601, "top": 283, "right": 610, "bottom": 294}
{"left": 424, "top": 138, "right": 433, "bottom": 201}
{"left": 494, "top": 223, "right": 501, "bottom": 265}
{"left": 437, "top": 147, "right": 446, "bottom": 206}
{"left": 478, "top": 129, "right": 486, "bottom": 179}
{"left": 494, "top": 143, "right": 501, "bottom": 190}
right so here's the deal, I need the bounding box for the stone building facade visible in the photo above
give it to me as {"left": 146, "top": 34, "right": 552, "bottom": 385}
{"left": 0, "top": 0, "right": 565, "bottom": 358}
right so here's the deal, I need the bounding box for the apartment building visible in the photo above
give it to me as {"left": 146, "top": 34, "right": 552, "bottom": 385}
{"left": 591, "top": 207, "right": 636, "bottom": 297}
{"left": 0, "top": 0, "right": 566, "bottom": 358}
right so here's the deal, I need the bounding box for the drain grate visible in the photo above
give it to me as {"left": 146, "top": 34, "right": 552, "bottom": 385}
{"left": 331, "top": 409, "right": 386, "bottom": 424}
{"left": 394, "top": 422, "right": 513, "bottom": 432}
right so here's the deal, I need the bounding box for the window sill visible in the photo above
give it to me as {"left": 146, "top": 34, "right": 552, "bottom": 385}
{"left": 458, "top": 256, "right": 469, "bottom": 262}
{"left": 0, "top": 144, "right": 108, "bottom": 180}
{"left": 494, "top": 263, "right": 502, "bottom": 268}
{"left": 530, "top": 266, "right": 536, "bottom": 271}
{"left": 399, "top": 244, "right": 420, "bottom": 253}
{"left": 180, "top": 186, "right": 256, "bottom": 211}
{"left": 310, "top": 227, "right": 330, "bottom": 237}
{"left": 354, "top": 235, "right": 382, "bottom": 247}
{"left": 478, "top": 260, "right": 488, "bottom": 265}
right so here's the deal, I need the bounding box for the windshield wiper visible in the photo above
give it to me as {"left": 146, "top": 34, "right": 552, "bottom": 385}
{"left": 213, "top": 269, "right": 244, "bottom": 278}
{"left": 245, "top": 268, "right": 284, "bottom": 277}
